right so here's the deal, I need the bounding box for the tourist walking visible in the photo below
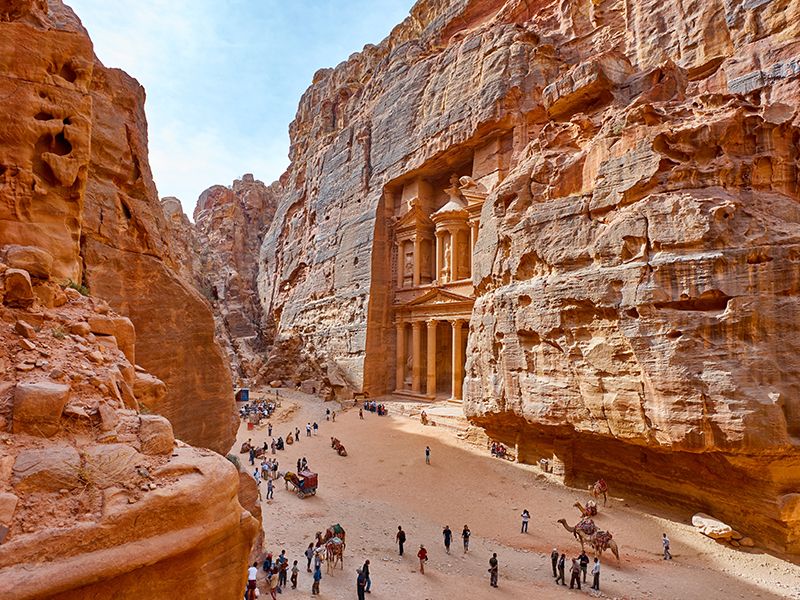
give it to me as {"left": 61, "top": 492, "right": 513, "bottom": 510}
{"left": 442, "top": 525, "right": 452, "bottom": 554}
{"left": 591, "top": 557, "right": 600, "bottom": 590}
{"left": 271, "top": 439, "right": 276, "bottom": 454}
{"left": 569, "top": 556, "right": 581, "bottom": 589}
{"left": 462, "top": 525, "right": 471, "bottom": 553}
{"left": 291, "top": 560, "right": 299, "bottom": 589}
{"left": 662, "top": 532, "right": 672, "bottom": 559}
{"left": 359, "top": 408, "right": 364, "bottom": 419}
{"left": 488, "top": 553, "right": 499, "bottom": 588}
{"left": 326, "top": 408, "right": 330, "bottom": 421}
{"left": 249, "top": 446, "right": 256, "bottom": 465}
{"left": 425, "top": 445, "right": 431, "bottom": 465}
{"left": 356, "top": 568, "right": 367, "bottom": 600}
{"left": 306, "top": 422, "right": 312, "bottom": 437}
{"left": 266, "top": 478, "right": 274, "bottom": 500}
{"left": 253, "top": 468, "right": 261, "bottom": 486}
{"left": 246, "top": 561, "right": 258, "bottom": 600}
{"left": 311, "top": 563, "right": 322, "bottom": 595}
{"left": 305, "top": 543, "right": 315, "bottom": 572}
{"left": 313, "top": 422, "right": 319, "bottom": 435}
{"left": 295, "top": 427, "right": 300, "bottom": 441}
{"left": 550, "top": 548, "right": 559, "bottom": 577}
{"left": 521, "top": 509, "right": 530, "bottom": 533}
{"left": 362, "top": 559, "right": 371, "bottom": 593}
{"left": 417, "top": 545, "right": 428, "bottom": 574}
{"left": 332, "top": 411, "right": 336, "bottom": 422}
{"left": 396, "top": 526, "right": 406, "bottom": 556}
{"left": 555, "top": 553, "right": 566, "bottom": 585}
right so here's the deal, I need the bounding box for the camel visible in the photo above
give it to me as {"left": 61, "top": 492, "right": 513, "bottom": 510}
{"left": 574, "top": 500, "right": 598, "bottom": 517}
{"left": 330, "top": 437, "right": 347, "bottom": 457}
{"left": 325, "top": 538, "right": 344, "bottom": 573}
{"left": 557, "top": 518, "right": 620, "bottom": 560}
{"left": 316, "top": 524, "right": 347, "bottom": 549}
{"left": 589, "top": 478, "right": 608, "bottom": 505}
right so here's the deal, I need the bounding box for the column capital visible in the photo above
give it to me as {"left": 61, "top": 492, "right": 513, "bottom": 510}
{"left": 426, "top": 319, "right": 438, "bottom": 329}
{"left": 411, "top": 320, "right": 423, "bottom": 330}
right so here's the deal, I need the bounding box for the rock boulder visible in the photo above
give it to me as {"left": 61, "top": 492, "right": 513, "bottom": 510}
{"left": 12, "top": 380, "right": 71, "bottom": 437}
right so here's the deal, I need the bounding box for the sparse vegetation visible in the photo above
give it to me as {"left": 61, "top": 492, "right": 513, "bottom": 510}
{"left": 52, "top": 326, "right": 67, "bottom": 340}
{"left": 65, "top": 279, "right": 90, "bottom": 296}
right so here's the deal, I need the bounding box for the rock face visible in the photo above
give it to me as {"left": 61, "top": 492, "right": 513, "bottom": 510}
{"left": 0, "top": 268, "right": 258, "bottom": 599}
{"left": 254, "top": 0, "right": 800, "bottom": 552}
{"left": 165, "top": 175, "right": 278, "bottom": 385}
{"left": 0, "top": 0, "right": 236, "bottom": 453}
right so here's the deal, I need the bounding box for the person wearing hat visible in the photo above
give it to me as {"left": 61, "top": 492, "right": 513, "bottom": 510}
{"left": 417, "top": 545, "right": 428, "bottom": 574}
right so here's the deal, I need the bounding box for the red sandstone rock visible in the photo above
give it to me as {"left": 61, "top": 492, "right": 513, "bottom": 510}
{"left": 0, "top": 0, "right": 236, "bottom": 454}
{"left": 250, "top": 0, "right": 800, "bottom": 554}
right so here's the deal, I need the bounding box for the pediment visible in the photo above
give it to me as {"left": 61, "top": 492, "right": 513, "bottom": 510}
{"left": 396, "top": 204, "right": 433, "bottom": 230}
{"left": 403, "top": 288, "right": 473, "bottom": 308}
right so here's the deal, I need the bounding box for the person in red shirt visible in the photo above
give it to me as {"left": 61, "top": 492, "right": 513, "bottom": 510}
{"left": 417, "top": 545, "right": 428, "bottom": 574}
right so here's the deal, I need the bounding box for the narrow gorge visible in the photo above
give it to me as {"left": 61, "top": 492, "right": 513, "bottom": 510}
{"left": 1, "top": 0, "right": 799, "bottom": 597}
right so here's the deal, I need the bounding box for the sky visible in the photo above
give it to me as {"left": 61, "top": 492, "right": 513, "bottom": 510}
{"left": 68, "top": 0, "right": 413, "bottom": 215}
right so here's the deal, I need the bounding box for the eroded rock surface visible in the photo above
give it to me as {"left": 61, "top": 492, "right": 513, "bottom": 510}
{"left": 0, "top": 0, "right": 236, "bottom": 453}
{"left": 253, "top": 0, "right": 800, "bottom": 552}
{"left": 0, "top": 268, "right": 258, "bottom": 599}
{"left": 164, "top": 175, "right": 278, "bottom": 386}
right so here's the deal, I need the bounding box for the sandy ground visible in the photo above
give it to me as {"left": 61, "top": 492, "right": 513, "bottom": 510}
{"left": 235, "top": 389, "right": 800, "bottom": 600}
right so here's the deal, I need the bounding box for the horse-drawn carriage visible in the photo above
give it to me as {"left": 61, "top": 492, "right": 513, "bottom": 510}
{"left": 284, "top": 470, "right": 318, "bottom": 498}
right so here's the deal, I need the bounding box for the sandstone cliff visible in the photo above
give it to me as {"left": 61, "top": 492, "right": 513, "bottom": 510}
{"left": 0, "top": 267, "right": 258, "bottom": 599}
{"left": 0, "top": 0, "right": 236, "bottom": 454}
{"left": 256, "top": 0, "right": 800, "bottom": 552}
{"left": 188, "top": 175, "right": 279, "bottom": 384}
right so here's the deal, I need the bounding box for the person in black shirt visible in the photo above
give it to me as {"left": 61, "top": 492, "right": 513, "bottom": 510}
{"left": 442, "top": 525, "right": 452, "bottom": 554}
{"left": 396, "top": 526, "right": 406, "bottom": 556}
{"left": 550, "top": 548, "right": 559, "bottom": 577}
{"left": 579, "top": 550, "right": 589, "bottom": 582}
{"left": 555, "top": 553, "right": 566, "bottom": 585}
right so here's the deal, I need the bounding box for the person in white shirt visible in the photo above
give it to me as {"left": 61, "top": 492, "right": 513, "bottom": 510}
{"left": 521, "top": 509, "right": 530, "bottom": 533}
{"left": 662, "top": 533, "right": 672, "bottom": 560}
{"left": 591, "top": 558, "right": 600, "bottom": 590}
{"left": 246, "top": 562, "right": 258, "bottom": 599}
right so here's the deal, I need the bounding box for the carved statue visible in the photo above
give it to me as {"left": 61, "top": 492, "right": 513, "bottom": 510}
{"left": 404, "top": 250, "right": 414, "bottom": 280}
{"left": 458, "top": 237, "right": 469, "bottom": 279}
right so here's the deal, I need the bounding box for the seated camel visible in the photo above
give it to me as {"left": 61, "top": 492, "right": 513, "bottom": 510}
{"left": 589, "top": 479, "right": 608, "bottom": 505}
{"left": 557, "top": 518, "right": 620, "bottom": 561}
{"left": 574, "top": 500, "right": 598, "bottom": 517}
{"left": 331, "top": 437, "right": 340, "bottom": 448}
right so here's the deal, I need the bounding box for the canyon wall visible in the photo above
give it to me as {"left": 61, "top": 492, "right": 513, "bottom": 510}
{"left": 259, "top": 0, "right": 800, "bottom": 552}
{"left": 0, "top": 270, "right": 258, "bottom": 599}
{"left": 0, "top": 0, "right": 236, "bottom": 454}
{"left": 188, "top": 175, "right": 279, "bottom": 384}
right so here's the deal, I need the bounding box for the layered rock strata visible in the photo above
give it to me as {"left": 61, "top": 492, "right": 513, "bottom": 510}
{"left": 256, "top": 0, "right": 800, "bottom": 552}
{"left": 173, "top": 175, "right": 279, "bottom": 384}
{"left": 0, "top": 0, "right": 235, "bottom": 453}
{"left": 0, "top": 267, "right": 258, "bottom": 599}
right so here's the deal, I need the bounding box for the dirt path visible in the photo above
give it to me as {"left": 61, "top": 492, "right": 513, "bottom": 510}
{"left": 234, "top": 390, "right": 800, "bottom": 599}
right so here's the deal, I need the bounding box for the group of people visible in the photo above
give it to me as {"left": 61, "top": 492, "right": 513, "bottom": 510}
{"left": 240, "top": 399, "right": 277, "bottom": 424}
{"left": 551, "top": 549, "right": 601, "bottom": 591}
{"left": 362, "top": 400, "right": 388, "bottom": 416}
{"left": 490, "top": 441, "right": 508, "bottom": 459}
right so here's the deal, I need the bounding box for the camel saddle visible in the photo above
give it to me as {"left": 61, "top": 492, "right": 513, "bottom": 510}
{"left": 577, "top": 518, "right": 598, "bottom": 536}
{"left": 595, "top": 531, "right": 613, "bottom": 546}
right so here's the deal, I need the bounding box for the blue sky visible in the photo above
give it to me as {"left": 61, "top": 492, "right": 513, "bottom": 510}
{"left": 68, "top": 0, "right": 413, "bottom": 215}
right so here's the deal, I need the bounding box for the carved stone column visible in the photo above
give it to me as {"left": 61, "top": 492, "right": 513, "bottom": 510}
{"left": 426, "top": 319, "right": 437, "bottom": 398}
{"left": 435, "top": 230, "right": 444, "bottom": 283}
{"left": 395, "top": 321, "right": 405, "bottom": 391}
{"left": 451, "top": 319, "right": 464, "bottom": 401}
{"left": 413, "top": 234, "right": 422, "bottom": 287}
{"left": 412, "top": 321, "right": 423, "bottom": 394}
